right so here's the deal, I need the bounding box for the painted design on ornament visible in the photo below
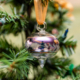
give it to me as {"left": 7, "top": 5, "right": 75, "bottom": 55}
{"left": 26, "top": 36, "right": 59, "bottom": 53}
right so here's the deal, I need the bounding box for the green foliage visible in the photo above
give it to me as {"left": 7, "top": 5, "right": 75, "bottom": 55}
{"left": 45, "top": 57, "right": 71, "bottom": 76}
{"left": 59, "top": 36, "right": 77, "bottom": 56}
{"left": 0, "top": 0, "right": 78, "bottom": 80}
{"left": 0, "top": 11, "right": 27, "bottom": 35}
{"left": 32, "top": 56, "right": 71, "bottom": 80}
{"left": 0, "top": 49, "right": 34, "bottom": 80}
{"left": 1, "top": 0, "right": 33, "bottom": 5}
{"left": 0, "top": 37, "right": 19, "bottom": 57}
{"left": 46, "top": 1, "right": 69, "bottom": 32}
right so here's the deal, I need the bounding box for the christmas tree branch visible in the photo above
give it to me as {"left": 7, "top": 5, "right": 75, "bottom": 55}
{"left": 0, "top": 37, "right": 19, "bottom": 57}
{"left": 0, "top": 49, "right": 34, "bottom": 80}
{"left": 0, "top": 11, "right": 28, "bottom": 35}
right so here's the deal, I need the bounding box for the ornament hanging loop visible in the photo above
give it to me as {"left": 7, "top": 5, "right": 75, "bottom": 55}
{"left": 37, "top": 22, "right": 47, "bottom": 32}
{"left": 34, "top": 0, "right": 49, "bottom": 25}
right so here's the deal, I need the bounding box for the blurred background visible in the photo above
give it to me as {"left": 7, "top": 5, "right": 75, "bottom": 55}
{"left": 67, "top": 0, "right": 80, "bottom": 66}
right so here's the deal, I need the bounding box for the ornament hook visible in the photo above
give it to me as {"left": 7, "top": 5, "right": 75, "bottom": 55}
{"left": 36, "top": 22, "right": 47, "bottom": 32}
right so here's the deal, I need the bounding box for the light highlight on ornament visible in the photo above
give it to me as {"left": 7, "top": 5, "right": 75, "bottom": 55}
{"left": 36, "top": 37, "right": 51, "bottom": 42}
{"left": 26, "top": 33, "right": 59, "bottom": 54}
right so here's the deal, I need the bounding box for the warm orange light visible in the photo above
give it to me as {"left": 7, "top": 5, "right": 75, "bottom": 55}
{"left": 34, "top": 0, "right": 49, "bottom": 25}
{"left": 63, "top": 2, "right": 73, "bottom": 11}
{"left": 54, "top": 0, "right": 66, "bottom": 6}
{"left": 54, "top": 0, "right": 73, "bottom": 11}
{"left": 54, "top": 2, "right": 59, "bottom": 10}
{"left": 66, "top": 13, "right": 74, "bottom": 21}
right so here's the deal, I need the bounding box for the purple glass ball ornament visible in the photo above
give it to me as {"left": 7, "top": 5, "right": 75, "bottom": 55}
{"left": 26, "top": 34, "right": 59, "bottom": 54}
{"left": 25, "top": 23, "right": 60, "bottom": 67}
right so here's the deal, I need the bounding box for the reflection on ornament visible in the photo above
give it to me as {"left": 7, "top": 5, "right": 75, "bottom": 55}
{"left": 36, "top": 37, "right": 51, "bottom": 42}
{"left": 26, "top": 36, "right": 59, "bottom": 54}
{"left": 54, "top": 39, "right": 59, "bottom": 44}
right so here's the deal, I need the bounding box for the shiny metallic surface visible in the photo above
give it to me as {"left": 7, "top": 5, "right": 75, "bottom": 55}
{"left": 25, "top": 30, "right": 59, "bottom": 56}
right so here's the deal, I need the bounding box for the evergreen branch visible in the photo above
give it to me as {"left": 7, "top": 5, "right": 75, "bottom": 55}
{"left": 59, "top": 36, "right": 77, "bottom": 57}
{"left": 0, "top": 11, "right": 28, "bottom": 35}
{"left": 72, "top": 65, "right": 80, "bottom": 77}
{"left": 58, "top": 29, "right": 77, "bottom": 57}
{"left": 0, "top": 0, "right": 78, "bottom": 80}
{"left": 1, "top": 0, "right": 34, "bottom": 6}
{"left": 33, "top": 56, "right": 71, "bottom": 80}
{"left": 0, "top": 49, "right": 34, "bottom": 80}
{"left": 0, "top": 37, "right": 19, "bottom": 57}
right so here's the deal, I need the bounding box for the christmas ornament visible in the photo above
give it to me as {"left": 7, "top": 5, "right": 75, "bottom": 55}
{"left": 25, "top": 0, "right": 59, "bottom": 68}
{"left": 25, "top": 23, "right": 59, "bottom": 67}
{"left": 26, "top": 24, "right": 59, "bottom": 54}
